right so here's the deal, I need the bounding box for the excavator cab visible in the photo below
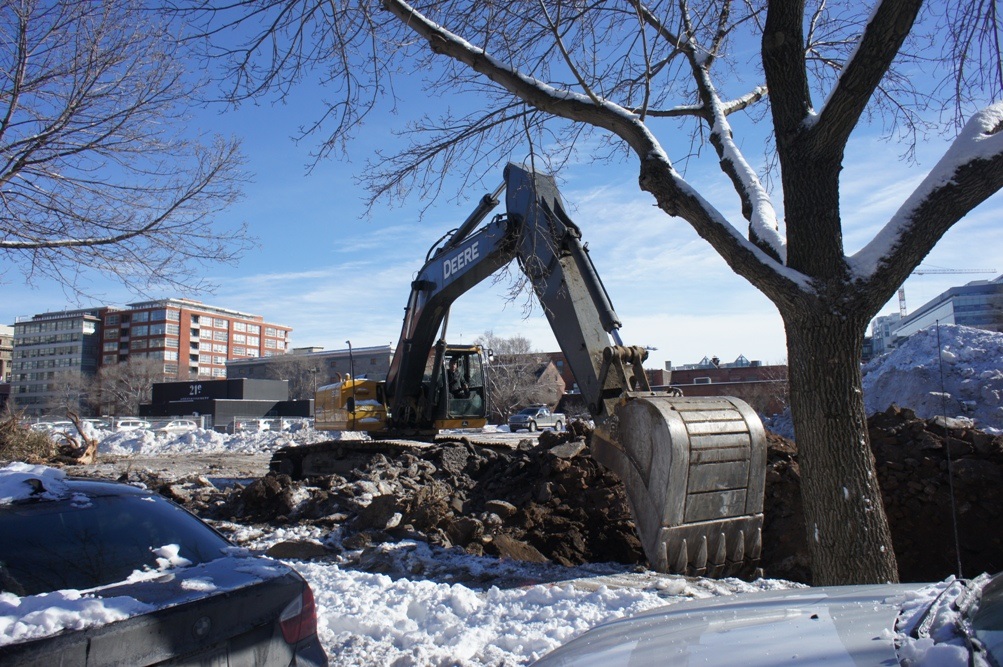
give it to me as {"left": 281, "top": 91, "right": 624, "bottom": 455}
{"left": 426, "top": 343, "right": 487, "bottom": 430}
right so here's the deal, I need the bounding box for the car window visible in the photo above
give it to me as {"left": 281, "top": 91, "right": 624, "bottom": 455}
{"left": 0, "top": 493, "right": 231, "bottom": 596}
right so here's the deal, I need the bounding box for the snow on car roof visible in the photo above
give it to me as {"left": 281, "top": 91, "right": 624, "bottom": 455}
{"left": 0, "top": 463, "right": 72, "bottom": 504}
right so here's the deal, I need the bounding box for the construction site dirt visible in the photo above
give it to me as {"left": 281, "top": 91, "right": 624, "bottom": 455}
{"left": 73, "top": 408, "right": 1003, "bottom": 586}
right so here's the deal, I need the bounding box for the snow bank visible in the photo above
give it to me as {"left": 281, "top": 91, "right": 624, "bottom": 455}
{"left": 862, "top": 324, "right": 1003, "bottom": 433}
{"left": 94, "top": 426, "right": 357, "bottom": 457}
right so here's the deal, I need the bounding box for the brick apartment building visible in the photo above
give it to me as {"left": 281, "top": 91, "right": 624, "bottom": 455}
{"left": 10, "top": 299, "right": 292, "bottom": 416}
{"left": 99, "top": 299, "right": 292, "bottom": 379}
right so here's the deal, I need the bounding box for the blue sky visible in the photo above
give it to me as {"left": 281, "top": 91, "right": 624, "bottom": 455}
{"left": 4, "top": 71, "right": 1002, "bottom": 371}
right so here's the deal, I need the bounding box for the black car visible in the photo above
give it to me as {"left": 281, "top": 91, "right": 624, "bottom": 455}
{"left": 0, "top": 465, "right": 327, "bottom": 666}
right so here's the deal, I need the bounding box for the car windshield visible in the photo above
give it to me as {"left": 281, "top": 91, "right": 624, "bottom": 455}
{"left": 517, "top": 408, "right": 538, "bottom": 415}
{"left": 0, "top": 491, "right": 231, "bottom": 596}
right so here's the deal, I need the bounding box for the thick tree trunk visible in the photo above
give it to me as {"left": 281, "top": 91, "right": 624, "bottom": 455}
{"left": 784, "top": 303, "right": 899, "bottom": 585}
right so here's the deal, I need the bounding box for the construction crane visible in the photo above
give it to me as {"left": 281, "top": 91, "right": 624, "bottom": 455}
{"left": 897, "top": 267, "right": 997, "bottom": 316}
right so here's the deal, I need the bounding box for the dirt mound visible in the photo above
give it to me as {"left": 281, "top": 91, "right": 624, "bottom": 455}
{"left": 137, "top": 410, "right": 1003, "bottom": 585}
{"left": 762, "top": 405, "right": 1003, "bottom": 583}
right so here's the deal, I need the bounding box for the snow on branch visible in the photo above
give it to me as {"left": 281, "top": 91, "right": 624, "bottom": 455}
{"left": 849, "top": 102, "right": 1003, "bottom": 280}
{"left": 703, "top": 79, "right": 787, "bottom": 263}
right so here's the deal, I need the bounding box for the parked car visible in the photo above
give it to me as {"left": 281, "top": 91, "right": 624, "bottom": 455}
{"left": 156, "top": 419, "right": 199, "bottom": 435}
{"left": 27, "top": 421, "right": 74, "bottom": 435}
{"left": 115, "top": 418, "right": 151, "bottom": 432}
{"left": 532, "top": 572, "right": 1003, "bottom": 666}
{"left": 231, "top": 419, "right": 272, "bottom": 434}
{"left": 0, "top": 463, "right": 328, "bottom": 666}
{"left": 508, "top": 405, "right": 564, "bottom": 432}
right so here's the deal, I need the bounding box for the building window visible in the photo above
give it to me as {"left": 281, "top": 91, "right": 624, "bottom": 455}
{"left": 265, "top": 339, "right": 277, "bottom": 349}
{"left": 166, "top": 309, "right": 180, "bottom": 321}
{"left": 132, "top": 325, "right": 148, "bottom": 337}
{"left": 213, "top": 330, "right": 227, "bottom": 342}
{"left": 103, "top": 355, "right": 116, "bottom": 364}
{"left": 246, "top": 336, "right": 259, "bottom": 346}
{"left": 166, "top": 338, "right": 178, "bottom": 348}
{"left": 212, "top": 318, "right": 227, "bottom": 328}
{"left": 233, "top": 321, "right": 246, "bottom": 332}
{"left": 247, "top": 324, "right": 260, "bottom": 335}
{"left": 265, "top": 327, "right": 277, "bottom": 337}
{"left": 133, "top": 311, "right": 149, "bottom": 322}
{"left": 166, "top": 323, "right": 180, "bottom": 335}
{"left": 164, "top": 351, "right": 178, "bottom": 361}
{"left": 130, "top": 339, "right": 146, "bottom": 350}
{"left": 233, "top": 346, "right": 245, "bottom": 356}
{"left": 104, "top": 329, "right": 118, "bottom": 340}
{"left": 149, "top": 323, "right": 166, "bottom": 336}
{"left": 233, "top": 333, "right": 246, "bottom": 344}
{"left": 103, "top": 342, "right": 117, "bottom": 352}
{"left": 212, "top": 367, "right": 226, "bottom": 377}
{"left": 105, "top": 314, "right": 120, "bottom": 326}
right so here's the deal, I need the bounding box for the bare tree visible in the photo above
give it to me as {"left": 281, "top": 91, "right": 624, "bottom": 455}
{"left": 192, "top": 0, "right": 1003, "bottom": 585}
{"left": 0, "top": 0, "right": 251, "bottom": 297}
{"left": 475, "top": 331, "right": 563, "bottom": 422}
{"left": 97, "top": 358, "right": 168, "bottom": 416}
{"left": 259, "top": 354, "right": 321, "bottom": 400}
{"left": 41, "top": 369, "right": 91, "bottom": 417}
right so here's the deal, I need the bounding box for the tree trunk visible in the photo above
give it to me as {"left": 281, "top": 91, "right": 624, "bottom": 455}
{"left": 784, "top": 302, "right": 899, "bottom": 585}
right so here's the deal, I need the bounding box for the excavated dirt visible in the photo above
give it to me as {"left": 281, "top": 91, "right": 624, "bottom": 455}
{"left": 102, "top": 408, "right": 1003, "bottom": 585}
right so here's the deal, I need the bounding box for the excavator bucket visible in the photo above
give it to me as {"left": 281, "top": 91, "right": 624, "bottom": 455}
{"left": 591, "top": 395, "right": 767, "bottom": 578}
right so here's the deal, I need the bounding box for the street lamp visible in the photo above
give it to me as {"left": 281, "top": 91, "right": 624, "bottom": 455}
{"left": 345, "top": 340, "right": 356, "bottom": 429}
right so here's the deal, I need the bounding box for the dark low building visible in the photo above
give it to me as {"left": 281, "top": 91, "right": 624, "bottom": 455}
{"left": 139, "top": 378, "right": 312, "bottom": 432}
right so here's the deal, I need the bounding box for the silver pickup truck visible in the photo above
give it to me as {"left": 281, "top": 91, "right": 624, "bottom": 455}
{"left": 507, "top": 405, "right": 565, "bottom": 432}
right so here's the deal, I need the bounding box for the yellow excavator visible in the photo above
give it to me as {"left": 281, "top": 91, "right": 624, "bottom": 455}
{"left": 272, "top": 163, "right": 767, "bottom": 578}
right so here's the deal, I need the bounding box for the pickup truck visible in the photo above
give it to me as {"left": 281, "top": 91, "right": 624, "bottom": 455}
{"left": 507, "top": 405, "right": 565, "bottom": 432}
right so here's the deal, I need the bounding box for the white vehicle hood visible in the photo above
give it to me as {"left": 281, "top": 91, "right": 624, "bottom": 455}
{"left": 534, "top": 583, "right": 922, "bottom": 666}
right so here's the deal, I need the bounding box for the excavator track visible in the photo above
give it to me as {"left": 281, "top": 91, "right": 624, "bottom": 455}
{"left": 269, "top": 433, "right": 516, "bottom": 479}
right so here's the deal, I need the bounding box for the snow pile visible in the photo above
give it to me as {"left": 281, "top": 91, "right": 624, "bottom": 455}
{"left": 0, "top": 589, "right": 153, "bottom": 646}
{"left": 862, "top": 324, "right": 1003, "bottom": 433}
{"left": 232, "top": 531, "right": 797, "bottom": 666}
{"left": 96, "top": 426, "right": 354, "bottom": 456}
{"left": 0, "top": 463, "right": 70, "bottom": 504}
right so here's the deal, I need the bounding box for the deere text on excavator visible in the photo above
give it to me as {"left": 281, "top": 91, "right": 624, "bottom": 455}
{"left": 271, "top": 164, "right": 767, "bottom": 578}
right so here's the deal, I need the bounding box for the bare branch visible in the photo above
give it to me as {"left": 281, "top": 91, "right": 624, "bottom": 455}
{"left": 0, "top": 1, "right": 251, "bottom": 298}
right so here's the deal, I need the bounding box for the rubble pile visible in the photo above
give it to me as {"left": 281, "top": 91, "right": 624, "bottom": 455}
{"left": 151, "top": 427, "right": 645, "bottom": 569}
{"left": 145, "top": 408, "right": 1003, "bottom": 584}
